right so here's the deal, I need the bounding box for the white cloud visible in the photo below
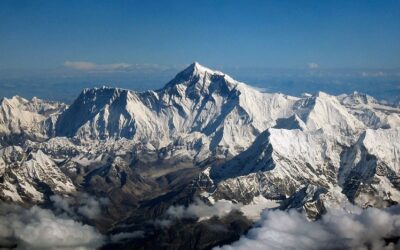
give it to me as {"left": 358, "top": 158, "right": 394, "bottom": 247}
{"left": 166, "top": 199, "right": 238, "bottom": 221}
{"left": 64, "top": 61, "right": 97, "bottom": 70}
{"left": 162, "top": 196, "right": 279, "bottom": 226}
{"left": 76, "top": 195, "right": 109, "bottom": 219}
{"left": 361, "top": 71, "right": 386, "bottom": 77}
{"left": 64, "top": 60, "right": 132, "bottom": 72}
{"left": 0, "top": 203, "right": 104, "bottom": 250}
{"left": 153, "top": 218, "right": 173, "bottom": 228}
{"left": 215, "top": 205, "right": 400, "bottom": 250}
{"left": 308, "top": 62, "right": 319, "bottom": 69}
{"left": 51, "top": 194, "right": 109, "bottom": 220}
{"left": 63, "top": 60, "right": 171, "bottom": 73}
{"left": 50, "top": 194, "right": 75, "bottom": 216}
{"left": 150, "top": 199, "right": 239, "bottom": 228}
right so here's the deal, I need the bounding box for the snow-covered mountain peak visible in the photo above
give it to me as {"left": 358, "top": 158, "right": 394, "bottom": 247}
{"left": 315, "top": 91, "right": 333, "bottom": 98}
{"left": 163, "top": 62, "right": 238, "bottom": 93}
{"left": 0, "top": 95, "right": 28, "bottom": 107}
{"left": 55, "top": 86, "right": 136, "bottom": 139}
{"left": 338, "top": 91, "right": 378, "bottom": 106}
{"left": 0, "top": 96, "right": 66, "bottom": 139}
{"left": 0, "top": 145, "right": 76, "bottom": 202}
{"left": 337, "top": 92, "right": 400, "bottom": 129}
{"left": 80, "top": 86, "right": 129, "bottom": 99}
{"left": 185, "top": 61, "right": 226, "bottom": 77}
{"left": 0, "top": 95, "right": 66, "bottom": 115}
{"left": 294, "top": 91, "right": 366, "bottom": 136}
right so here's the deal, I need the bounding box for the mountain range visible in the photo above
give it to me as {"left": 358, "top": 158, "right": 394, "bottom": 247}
{"left": 1, "top": 62, "right": 399, "bottom": 249}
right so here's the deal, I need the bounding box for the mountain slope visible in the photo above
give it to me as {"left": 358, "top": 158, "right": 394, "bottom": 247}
{"left": 0, "top": 146, "right": 75, "bottom": 203}
{"left": 202, "top": 128, "right": 343, "bottom": 203}
{"left": 0, "top": 96, "right": 66, "bottom": 144}
{"left": 199, "top": 127, "right": 400, "bottom": 214}
{"left": 338, "top": 91, "right": 400, "bottom": 129}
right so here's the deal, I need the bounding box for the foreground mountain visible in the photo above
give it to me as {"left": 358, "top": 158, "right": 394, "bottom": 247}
{"left": 0, "top": 62, "right": 399, "bottom": 249}
{"left": 0, "top": 145, "right": 75, "bottom": 203}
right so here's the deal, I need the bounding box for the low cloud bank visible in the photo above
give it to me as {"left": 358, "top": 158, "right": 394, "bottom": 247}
{"left": 51, "top": 193, "right": 109, "bottom": 219}
{"left": 165, "top": 196, "right": 278, "bottom": 222}
{"left": 0, "top": 202, "right": 104, "bottom": 250}
{"left": 166, "top": 199, "right": 238, "bottom": 221}
{"left": 215, "top": 205, "right": 400, "bottom": 250}
{"left": 149, "top": 199, "right": 239, "bottom": 229}
{"left": 0, "top": 194, "right": 109, "bottom": 249}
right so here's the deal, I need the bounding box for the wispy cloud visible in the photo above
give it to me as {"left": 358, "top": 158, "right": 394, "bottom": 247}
{"left": 157, "top": 197, "right": 278, "bottom": 228}
{"left": 51, "top": 193, "right": 109, "bottom": 220}
{"left": 360, "top": 71, "right": 386, "bottom": 77}
{"left": 64, "top": 61, "right": 97, "bottom": 70}
{"left": 308, "top": 62, "right": 319, "bottom": 69}
{"left": 110, "top": 231, "right": 145, "bottom": 242}
{"left": 150, "top": 199, "right": 239, "bottom": 229}
{"left": 166, "top": 199, "right": 238, "bottom": 221}
{"left": 64, "top": 60, "right": 171, "bottom": 73}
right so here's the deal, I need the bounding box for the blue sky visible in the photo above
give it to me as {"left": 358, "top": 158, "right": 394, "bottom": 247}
{"left": 0, "top": 0, "right": 399, "bottom": 102}
{"left": 1, "top": 0, "right": 399, "bottom": 70}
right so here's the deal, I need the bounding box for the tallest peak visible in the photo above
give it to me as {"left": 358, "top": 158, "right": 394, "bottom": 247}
{"left": 181, "top": 61, "right": 228, "bottom": 78}
{"left": 191, "top": 61, "right": 201, "bottom": 67}
{"left": 185, "top": 61, "right": 211, "bottom": 74}
{"left": 162, "top": 61, "right": 238, "bottom": 90}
